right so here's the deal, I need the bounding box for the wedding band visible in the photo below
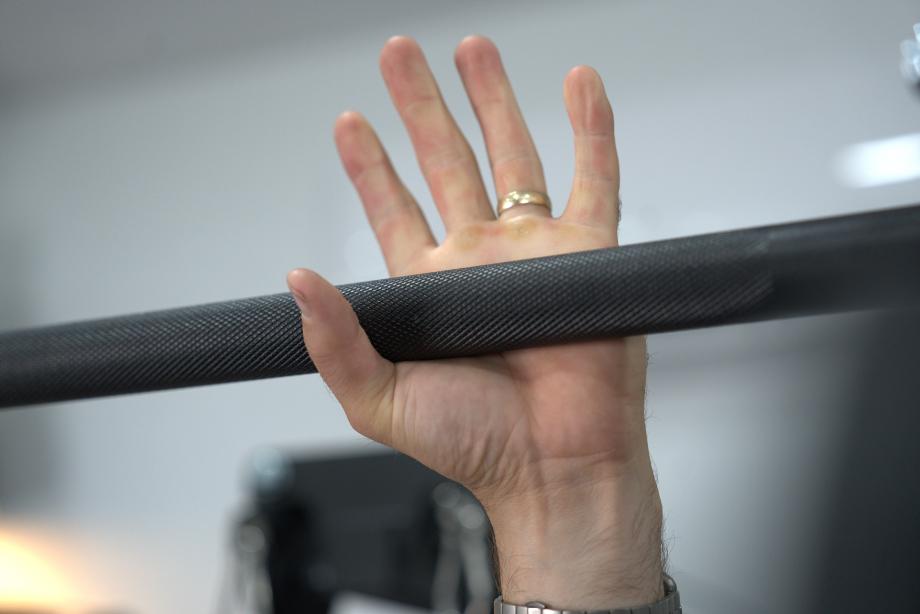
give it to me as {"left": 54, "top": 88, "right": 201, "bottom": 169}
{"left": 496, "top": 190, "right": 551, "bottom": 216}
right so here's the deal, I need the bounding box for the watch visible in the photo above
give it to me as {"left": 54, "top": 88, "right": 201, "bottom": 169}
{"left": 493, "top": 574, "right": 681, "bottom": 614}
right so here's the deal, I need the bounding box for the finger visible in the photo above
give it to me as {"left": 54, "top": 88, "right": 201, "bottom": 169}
{"left": 560, "top": 66, "right": 621, "bottom": 233}
{"left": 287, "top": 268, "right": 396, "bottom": 445}
{"left": 335, "top": 111, "right": 436, "bottom": 274}
{"left": 454, "top": 35, "right": 549, "bottom": 220}
{"left": 380, "top": 36, "right": 493, "bottom": 229}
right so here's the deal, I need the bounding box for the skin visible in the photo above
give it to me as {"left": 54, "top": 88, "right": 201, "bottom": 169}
{"left": 287, "top": 35, "right": 663, "bottom": 609}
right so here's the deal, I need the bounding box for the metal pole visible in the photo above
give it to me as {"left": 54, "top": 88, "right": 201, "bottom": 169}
{"left": 1, "top": 204, "right": 918, "bottom": 409}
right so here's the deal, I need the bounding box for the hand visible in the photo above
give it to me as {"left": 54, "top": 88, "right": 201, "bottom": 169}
{"left": 287, "top": 36, "right": 663, "bottom": 609}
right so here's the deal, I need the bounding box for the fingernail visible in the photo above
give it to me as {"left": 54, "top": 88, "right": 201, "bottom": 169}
{"left": 291, "top": 290, "right": 311, "bottom": 320}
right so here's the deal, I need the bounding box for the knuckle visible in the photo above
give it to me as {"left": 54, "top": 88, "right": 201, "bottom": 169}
{"left": 400, "top": 94, "right": 441, "bottom": 118}
{"left": 422, "top": 146, "right": 472, "bottom": 173}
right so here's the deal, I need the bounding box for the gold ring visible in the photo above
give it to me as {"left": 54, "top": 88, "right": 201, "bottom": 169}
{"left": 496, "top": 190, "right": 551, "bottom": 216}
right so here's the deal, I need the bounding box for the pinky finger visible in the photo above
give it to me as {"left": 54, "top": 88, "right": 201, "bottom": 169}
{"left": 559, "top": 66, "right": 621, "bottom": 234}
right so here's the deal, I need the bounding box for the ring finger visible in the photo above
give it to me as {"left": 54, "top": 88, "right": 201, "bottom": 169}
{"left": 455, "top": 36, "right": 550, "bottom": 220}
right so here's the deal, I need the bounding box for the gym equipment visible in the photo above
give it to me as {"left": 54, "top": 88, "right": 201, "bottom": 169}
{"left": 1, "top": 204, "right": 918, "bottom": 409}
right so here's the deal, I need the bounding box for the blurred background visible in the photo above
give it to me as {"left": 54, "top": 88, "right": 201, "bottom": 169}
{"left": 0, "top": 0, "right": 918, "bottom": 612}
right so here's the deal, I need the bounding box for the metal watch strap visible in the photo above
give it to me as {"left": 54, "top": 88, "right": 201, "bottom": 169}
{"left": 493, "top": 575, "right": 681, "bottom": 614}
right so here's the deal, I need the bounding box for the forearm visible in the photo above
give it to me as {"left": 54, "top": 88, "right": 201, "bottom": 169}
{"left": 483, "top": 458, "right": 664, "bottom": 610}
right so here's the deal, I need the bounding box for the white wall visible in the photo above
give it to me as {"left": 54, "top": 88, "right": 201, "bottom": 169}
{"left": 0, "top": 1, "right": 918, "bottom": 612}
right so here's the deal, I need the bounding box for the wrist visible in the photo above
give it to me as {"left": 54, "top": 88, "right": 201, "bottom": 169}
{"left": 481, "top": 462, "right": 664, "bottom": 610}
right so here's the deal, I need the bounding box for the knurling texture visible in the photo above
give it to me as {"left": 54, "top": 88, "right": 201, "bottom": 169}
{"left": 0, "top": 231, "right": 771, "bottom": 407}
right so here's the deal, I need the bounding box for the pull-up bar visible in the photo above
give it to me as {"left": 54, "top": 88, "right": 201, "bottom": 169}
{"left": 1, "top": 204, "right": 918, "bottom": 409}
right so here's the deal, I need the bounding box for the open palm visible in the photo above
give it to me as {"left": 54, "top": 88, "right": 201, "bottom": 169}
{"left": 289, "top": 34, "right": 655, "bottom": 519}
{"left": 289, "top": 36, "right": 664, "bottom": 606}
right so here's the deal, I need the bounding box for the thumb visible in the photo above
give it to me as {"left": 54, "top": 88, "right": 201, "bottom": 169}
{"left": 287, "top": 268, "right": 396, "bottom": 443}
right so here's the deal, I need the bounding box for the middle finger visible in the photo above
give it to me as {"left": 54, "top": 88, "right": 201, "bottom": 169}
{"left": 380, "top": 36, "right": 494, "bottom": 230}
